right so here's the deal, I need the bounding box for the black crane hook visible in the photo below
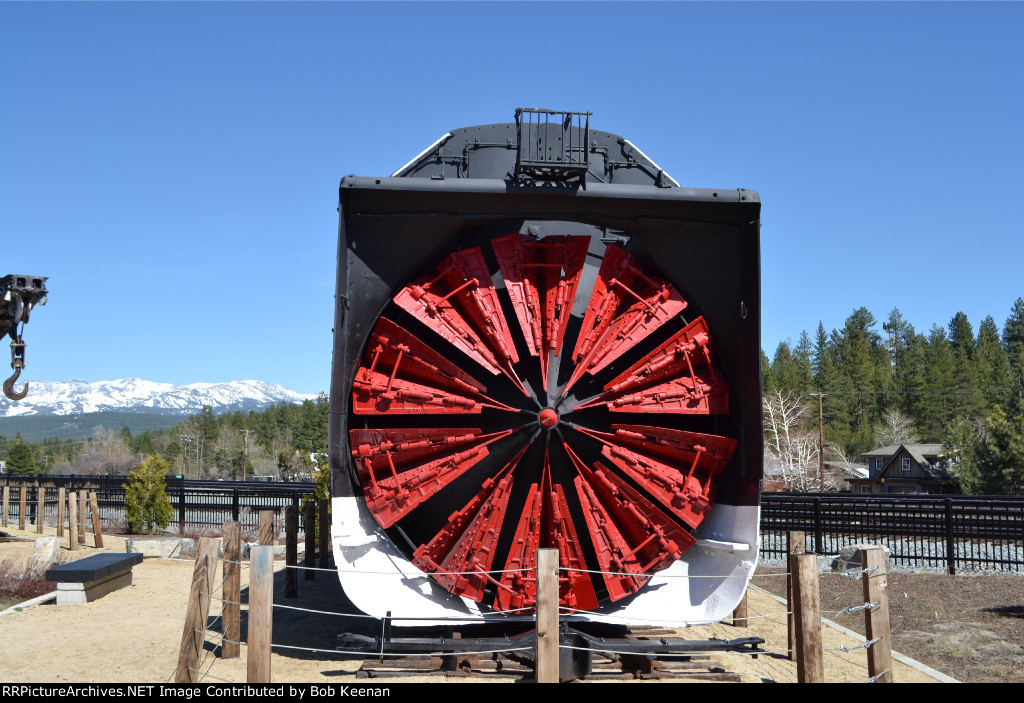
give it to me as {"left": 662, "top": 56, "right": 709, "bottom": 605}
{"left": 3, "top": 364, "right": 27, "bottom": 401}
{"left": 4, "top": 337, "right": 28, "bottom": 401}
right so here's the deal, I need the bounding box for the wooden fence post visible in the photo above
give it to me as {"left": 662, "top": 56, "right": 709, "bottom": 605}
{"left": 285, "top": 506, "right": 297, "bottom": 598}
{"left": 56, "top": 487, "right": 65, "bottom": 537}
{"left": 258, "top": 510, "right": 276, "bottom": 546}
{"left": 535, "top": 548, "right": 559, "bottom": 683}
{"left": 36, "top": 485, "right": 45, "bottom": 533}
{"left": 787, "top": 530, "right": 805, "bottom": 661}
{"left": 89, "top": 491, "right": 104, "bottom": 548}
{"left": 78, "top": 491, "right": 87, "bottom": 544}
{"left": 2, "top": 485, "right": 8, "bottom": 527}
{"left": 68, "top": 491, "right": 79, "bottom": 551}
{"left": 731, "top": 587, "right": 748, "bottom": 628}
{"left": 248, "top": 544, "right": 274, "bottom": 683}
{"left": 175, "top": 554, "right": 209, "bottom": 683}
{"left": 862, "top": 547, "right": 894, "bottom": 683}
{"left": 196, "top": 536, "right": 220, "bottom": 632}
{"left": 222, "top": 521, "right": 241, "bottom": 660}
{"left": 19, "top": 486, "right": 26, "bottom": 530}
{"left": 793, "top": 552, "right": 824, "bottom": 683}
{"left": 318, "top": 498, "right": 329, "bottom": 570}
{"left": 304, "top": 501, "right": 316, "bottom": 581}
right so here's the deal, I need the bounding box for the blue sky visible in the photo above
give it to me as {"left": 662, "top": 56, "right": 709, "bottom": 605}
{"left": 3, "top": 2, "right": 1021, "bottom": 395}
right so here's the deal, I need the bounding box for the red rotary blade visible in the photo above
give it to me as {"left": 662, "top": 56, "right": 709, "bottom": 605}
{"left": 576, "top": 316, "right": 728, "bottom": 413}
{"left": 576, "top": 425, "right": 736, "bottom": 529}
{"left": 348, "top": 428, "right": 514, "bottom": 528}
{"left": 353, "top": 318, "right": 516, "bottom": 414}
{"left": 493, "top": 233, "right": 589, "bottom": 390}
{"left": 393, "top": 248, "right": 526, "bottom": 394}
{"left": 411, "top": 450, "right": 524, "bottom": 602}
{"left": 564, "top": 245, "right": 687, "bottom": 396}
{"left": 565, "top": 444, "right": 694, "bottom": 602}
{"left": 495, "top": 448, "right": 599, "bottom": 612}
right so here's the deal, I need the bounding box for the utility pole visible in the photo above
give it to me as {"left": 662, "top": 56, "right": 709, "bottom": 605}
{"left": 179, "top": 435, "right": 189, "bottom": 478}
{"left": 242, "top": 429, "right": 252, "bottom": 482}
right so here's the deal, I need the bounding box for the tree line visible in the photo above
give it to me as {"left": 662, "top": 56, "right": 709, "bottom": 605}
{"left": 0, "top": 393, "right": 329, "bottom": 481}
{"left": 763, "top": 298, "right": 1024, "bottom": 494}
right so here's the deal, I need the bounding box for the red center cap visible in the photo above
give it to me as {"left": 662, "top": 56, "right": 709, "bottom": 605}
{"left": 538, "top": 408, "right": 559, "bottom": 428}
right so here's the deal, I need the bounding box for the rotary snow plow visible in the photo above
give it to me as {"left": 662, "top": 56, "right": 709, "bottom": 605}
{"left": 329, "top": 110, "right": 762, "bottom": 628}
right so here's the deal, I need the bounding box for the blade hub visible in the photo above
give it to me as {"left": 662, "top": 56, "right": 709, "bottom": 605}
{"left": 538, "top": 408, "right": 559, "bottom": 429}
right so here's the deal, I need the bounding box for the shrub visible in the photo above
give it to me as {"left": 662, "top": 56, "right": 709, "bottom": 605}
{"left": 0, "top": 555, "right": 68, "bottom": 609}
{"left": 300, "top": 461, "right": 331, "bottom": 541}
{"left": 123, "top": 455, "right": 175, "bottom": 534}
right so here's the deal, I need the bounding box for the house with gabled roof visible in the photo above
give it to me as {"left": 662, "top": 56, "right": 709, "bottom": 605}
{"left": 848, "top": 443, "right": 958, "bottom": 495}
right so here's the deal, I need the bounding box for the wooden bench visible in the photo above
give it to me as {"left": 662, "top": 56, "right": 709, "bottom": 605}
{"left": 46, "top": 553, "right": 144, "bottom": 605}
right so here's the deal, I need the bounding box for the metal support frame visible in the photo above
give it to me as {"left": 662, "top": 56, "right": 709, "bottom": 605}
{"left": 338, "top": 621, "right": 763, "bottom": 681}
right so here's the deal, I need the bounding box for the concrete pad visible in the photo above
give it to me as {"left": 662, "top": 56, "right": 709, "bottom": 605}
{"left": 125, "top": 537, "right": 194, "bottom": 558}
{"left": 55, "top": 571, "right": 133, "bottom": 606}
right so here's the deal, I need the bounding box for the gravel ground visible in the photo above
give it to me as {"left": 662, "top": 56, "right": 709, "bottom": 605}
{"left": 754, "top": 565, "right": 1024, "bottom": 684}
{"left": 2, "top": 526, "right": 1017, "bottom": 683}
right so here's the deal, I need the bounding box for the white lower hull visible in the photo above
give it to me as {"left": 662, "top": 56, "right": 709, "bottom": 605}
{"left": 332, "top": 496, "right": 759, "bottom": 627}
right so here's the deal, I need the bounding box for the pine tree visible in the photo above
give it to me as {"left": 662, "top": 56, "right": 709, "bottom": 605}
{"left": 812, "top": 322, "right": 829, "bottom": 387}
{"left": 884, "top": 309, "right": 925, "bottom": 420}
{"left": 943, "top": 416, "right": 985, "bottom": 494}
{"left": 5, "top": 439, "right": 36, "bottom": 475}
{"left": 947, "top": 312, "right": 982, "bottom": 420}
{"left": 793, "top": 330, "right": 814, "bottom": 392}
{"left": 981, "top": 408, "right": 1024, "bottom": 494}
{"left": 815, "top": 326, "right": 856, "bottom": 451}
{"left": 976, "top": 315, "right": 1010, "bottom": 411}
{"left": 295, "top": 393, "right": 329, "bottom": 455}
{"left": 760, "top": 349, "right": 773, "bottom": 394}
{"left": 1004, "top": 298, "right": 1024, "bottom": 411}
{"left": 920, "top": 324, "right": 956, "bottom": 440}
{"left": 123, "top": 455, "right": 174, "bottom": 534}
{"left": 770, "top": 341, "right": 798, "bottom": 392}
{"left": 837, "top": 308, "right": 884, "bottom": 452}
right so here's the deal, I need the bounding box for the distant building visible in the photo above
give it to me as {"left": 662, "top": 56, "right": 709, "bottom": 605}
{"left": 849, "top": 443, "right": 958, "bottom": 495}
{"left": 827, "top": 460, "right": 868, "bottom": 492}
{"left": 761, "top": 451, "right": 866, "bottom": 492}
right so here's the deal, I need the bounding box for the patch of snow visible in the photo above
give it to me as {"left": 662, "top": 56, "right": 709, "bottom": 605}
{"left": 0, "top": 378, "right": 318, "bottom": 417}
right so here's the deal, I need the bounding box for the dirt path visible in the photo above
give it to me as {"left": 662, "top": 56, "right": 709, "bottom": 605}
{"left": 0, "top": 526, "right": 953, "bottom": 683}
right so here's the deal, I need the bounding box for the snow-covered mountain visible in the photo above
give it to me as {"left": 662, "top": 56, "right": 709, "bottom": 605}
{"left": 0, "top": 378, "right": 317, "bottom": 417}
